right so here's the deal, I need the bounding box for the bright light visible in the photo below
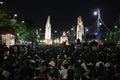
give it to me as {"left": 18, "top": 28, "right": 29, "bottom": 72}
{"left": 115, "top": 26, "right": 117, "bottom": 28}
{"left": 85, "top": 28, "right": 88, "bottom": 32}
{"left": 14, "top": 14, "right": 18, "bottom": 17}
{"left": 71, "top": 27, "right": 74, "bottom": 31}
{"left": 67, "top": 31, "right": 69, "bottom": 34}
{"left": 39, "top": 28, "right": 42, "bottom": 31}
{"left": 17, "top": 33, "right": 19, "bottom": 36}
{"left": 54, "top": 30, "right": 57, "bottom": 33}
{"left": 21, "top": 21, "right": 24, "bottom": 23}
{"left": 0, "top": 1, "right": 3, "bottom": 4}
{"left": 94, "top": 11, "right": 97, "bottom": 15}
{"left": 99, "top": 22, "right": 102, "bottom": 26}
{"left": 40, "top": 40, "right": 43, "bottom": 43}
{"left": 74, "top": 34, "right": 76, "bottom": 36}
{"left": 54, "top": 38, "right": 60, "bottom": 43}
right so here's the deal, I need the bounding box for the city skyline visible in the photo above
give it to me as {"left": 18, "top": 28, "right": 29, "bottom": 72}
{"left": 3, "top": 0, "right": 120, "bottom": 32}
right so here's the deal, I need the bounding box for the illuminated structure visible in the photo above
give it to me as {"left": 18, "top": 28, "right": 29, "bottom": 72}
{"left": 2, "top": 34, "right": 15, "bottom": 47}
{"left": 76, "top": 16, "right": 84, "bottom": 42}
{"left": 44, "top": 16, "right": 52, "bottom": 44}
{"left": 60, "top": 31, "right": 68, "bottom": 45}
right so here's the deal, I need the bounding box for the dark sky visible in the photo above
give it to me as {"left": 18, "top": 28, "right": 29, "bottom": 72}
{"left": 4, "top": 0, "right": 120, "bottom": 32}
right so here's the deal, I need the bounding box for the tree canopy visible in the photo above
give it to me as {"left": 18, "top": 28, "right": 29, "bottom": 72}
{"left": 0, "top": 5, "right": 38, "bottom": 42}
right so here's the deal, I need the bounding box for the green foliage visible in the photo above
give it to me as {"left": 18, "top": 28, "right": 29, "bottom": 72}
{"left": 26, "top": 27, "right": 38, "bottom": 42}
{"left": 0, "top": 6, "right": 38, "bottom": 42}
{"left": 0, "top": 6, "right": 12, "bottom": 33}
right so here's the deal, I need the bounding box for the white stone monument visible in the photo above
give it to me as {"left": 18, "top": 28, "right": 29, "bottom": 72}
{"left": 44, "top": 16, "right": 52, "bottom": 44}
{"left": 76, "top": 16, "right": 84, "bottom": 42}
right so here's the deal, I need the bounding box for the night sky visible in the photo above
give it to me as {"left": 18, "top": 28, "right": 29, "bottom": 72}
{"left": 4, "top": 0, "right": 120, "bottom": 32}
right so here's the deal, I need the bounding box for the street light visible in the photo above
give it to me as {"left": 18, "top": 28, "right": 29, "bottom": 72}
{"left": 71, "top": 27, "right": 74, "bottom": 31}
{"left": 99, "top": 22, "right": 102, "bottom": 26}
{"left": 93, "top": 11, "right": 97, "bottom": 16}
{"left": 21, "top": 20, "right": 25, "bottom": 23}
{"left": 54, "top": 30, "right": 57, "bottom": 33}
{"left": 39, "top": 28, "right": 42, "bottom": 31}
{"left": 0, "top": 1, "right": 3, "bottom": 4}
{"left": 66, "top": 31, "right": 68, "bottom": 34}
{"left": 115, "top": 25, "right": 118, "bottom": 29}
{"left": 85, "top": 27, "right": 89, "bottom": 32}
{"left": 14, "top": 13, "right": 18, "bottom": 18}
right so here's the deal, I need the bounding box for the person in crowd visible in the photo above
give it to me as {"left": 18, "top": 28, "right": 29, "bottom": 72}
{"left": 0, "top": 42, "right": 119, "bottom": 80}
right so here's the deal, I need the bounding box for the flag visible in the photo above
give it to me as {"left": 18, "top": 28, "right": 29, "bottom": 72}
{"left": 94, "top": 27, "right": 101, "bottom": 37}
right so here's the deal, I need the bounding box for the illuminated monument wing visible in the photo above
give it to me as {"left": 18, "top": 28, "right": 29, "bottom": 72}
{"left": 76, "top": 16, "right": 84, "bottom": 42}
{"left": 44, "top": 16, "right": 52, "bottom": 44}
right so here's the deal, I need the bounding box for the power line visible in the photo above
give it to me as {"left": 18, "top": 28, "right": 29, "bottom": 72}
{"left": 99, "top": 16, "right": 112, "bottom": 33}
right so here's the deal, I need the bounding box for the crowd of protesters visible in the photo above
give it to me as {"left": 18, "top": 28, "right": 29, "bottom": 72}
{"left": 0, "top": 40, "right": 120, "bottom": 80}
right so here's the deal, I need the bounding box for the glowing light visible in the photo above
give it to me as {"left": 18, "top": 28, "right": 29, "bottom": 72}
{"left": 54, "top": 38, "right": 60, "bottom": 43}
{"left": 2, "top": 34, "right": 15, "bottom": 47}
{"left": 99, "top": 22, "right": 102, "bottom": 26}
{"left": 17, "top": 33, "right": 19, "bottom": 36}
{"left": 54, "top": 30, "right": 57, "bottom": 33}
{"left": 39, "top": 28, "right": 42, "bottom": 31}
{"left": 21, "top": 21, "right": 24, "bottom": 23}
{"left": 67, "top": 31, "right": 69, "bottom": 34}
{"left": 14, "top": 14, "right": 18, "bottom": 17}
{"left": 94, "top": 11, "right": 97, "bottom": 15}
{"left": 7, "top": 33, "right": 11, "bottom": 36}
{"left": 115, "top": 26, "right": 117, "bottom": 28}
{"left": 85, "top": 28, "right": 88, "bottom": 32}
{"left": 71, "top": 28, "right": 74, "bottom": 30}
{"left": 0, "top": 1, "right": 3, "bottom": 4}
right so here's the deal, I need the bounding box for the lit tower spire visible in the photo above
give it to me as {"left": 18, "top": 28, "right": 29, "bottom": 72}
{"left": 76, "top": 16, "right": 84, "bottom": 42}
{"left": 44, "top": 16, "right": 52, "bottom": 45}
{"left": 45, "top": 16, "right": 51, "bottom": 40}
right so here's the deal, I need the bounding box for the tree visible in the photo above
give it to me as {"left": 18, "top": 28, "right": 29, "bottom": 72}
{"left": 0, "top": 5, "right": 38, "bottom": 43}
{"left": 23, "top": 19, "right": 38, "bottom": 42}
{"left": 0, "top": 6, "right": 13, "bottom": 34}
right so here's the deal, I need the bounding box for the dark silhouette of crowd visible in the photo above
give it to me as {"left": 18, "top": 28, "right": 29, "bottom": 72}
{"left": 0, "top": 40, "right": 120, "bottom": 80}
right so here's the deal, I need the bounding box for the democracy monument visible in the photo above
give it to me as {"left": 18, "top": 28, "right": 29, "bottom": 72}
{"left": 43, "top": 16, "right": 84, "bottom": 45}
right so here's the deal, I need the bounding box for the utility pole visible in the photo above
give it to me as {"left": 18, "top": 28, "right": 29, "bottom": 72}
{"left": 97, "top": 8, "right": 100, "bottom": 48}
